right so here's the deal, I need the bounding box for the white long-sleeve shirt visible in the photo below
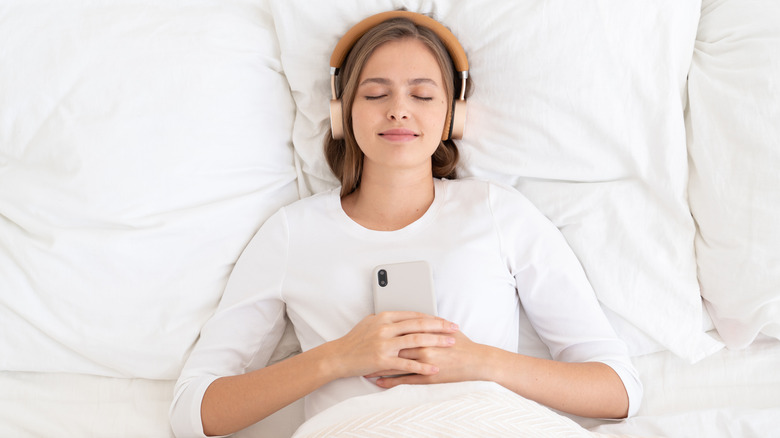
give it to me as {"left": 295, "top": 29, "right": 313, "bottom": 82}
{"left": 170, "top": 178, "right": 642, "bottom": 437}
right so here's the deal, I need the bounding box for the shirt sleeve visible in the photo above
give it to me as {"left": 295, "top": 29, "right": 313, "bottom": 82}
{"left": 488, "top": 182, "right": 643, "bottom": 417}
{"left": 169, "top": 209, "right": 291, "bottom": 437}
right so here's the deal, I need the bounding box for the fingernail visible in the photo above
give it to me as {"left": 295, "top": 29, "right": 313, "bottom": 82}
{"left": 451, "top": 323, "right": 459, "bottom": 330}
{"left": 447, "top": 337, "right": 456, "bottom": 344}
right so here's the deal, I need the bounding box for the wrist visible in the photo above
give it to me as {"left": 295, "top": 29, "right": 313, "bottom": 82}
{"left": 477, "top": 345, "right": 518, "bottom": 384}
{"left": 311, "top": 339, "right": 347, "bottom": 381}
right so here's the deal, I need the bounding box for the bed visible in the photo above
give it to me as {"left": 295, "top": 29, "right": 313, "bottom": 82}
{"left": 1, "top": 0, "right": 778, "bottom": 437}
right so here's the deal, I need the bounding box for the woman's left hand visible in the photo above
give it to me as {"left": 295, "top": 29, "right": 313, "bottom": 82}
{"left": 363, "top": 330, "right": 492, "bottom": 388}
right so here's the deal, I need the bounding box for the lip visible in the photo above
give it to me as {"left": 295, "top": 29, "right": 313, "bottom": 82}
{"left": 379, "top": 128, "right": 419, "bottom": 142}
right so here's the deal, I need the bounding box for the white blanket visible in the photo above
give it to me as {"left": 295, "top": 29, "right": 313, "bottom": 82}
{"left": 292, "top": 381, "right": 644, "bottom": 438}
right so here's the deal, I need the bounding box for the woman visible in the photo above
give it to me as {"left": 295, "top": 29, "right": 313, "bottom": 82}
{"left": 170, "top": 12, "right": 641, "bottom": 438}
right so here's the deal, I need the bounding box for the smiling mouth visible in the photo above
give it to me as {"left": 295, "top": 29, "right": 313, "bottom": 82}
{"left": 379, "top": 129, "right": 419, "bottom": 141}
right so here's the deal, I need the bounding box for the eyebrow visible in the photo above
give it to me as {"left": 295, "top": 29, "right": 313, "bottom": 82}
{"left": 358, "top": 77, "right": 439, "bottom": 87}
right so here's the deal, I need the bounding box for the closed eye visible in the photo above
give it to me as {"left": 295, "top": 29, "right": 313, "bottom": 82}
{"left": 364, "top": 95, "right": 386, "bottom": 100}
{"left": 414, "top": 96, "right": 433, "bottom": 101}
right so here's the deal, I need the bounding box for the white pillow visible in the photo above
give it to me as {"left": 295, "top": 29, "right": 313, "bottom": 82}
{"left": 0, "top": 1, "right": 299, "bottom": 378}
{"left": 270, "top": 0, "right": 723, "bottom": 362}
{"left": 687, "top": 0, "right": 780, "bottom": 348}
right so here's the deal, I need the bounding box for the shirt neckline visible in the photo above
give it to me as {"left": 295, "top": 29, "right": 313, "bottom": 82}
{"left": 331, "top": 178, "right": 446, "bottom": 237}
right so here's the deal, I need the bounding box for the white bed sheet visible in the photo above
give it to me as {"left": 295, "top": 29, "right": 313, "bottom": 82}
{"left": 2, "top": 334, "right": 778, "bottom": 438}
{"left": 582, "top": 335, "right": 780, "bottom": 437}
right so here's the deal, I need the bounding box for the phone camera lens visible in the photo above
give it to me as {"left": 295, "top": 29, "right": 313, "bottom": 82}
{"left": 378, "top": 269, "right": 388, "bottom": 287}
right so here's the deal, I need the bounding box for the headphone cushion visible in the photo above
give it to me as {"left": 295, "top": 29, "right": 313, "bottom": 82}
{"left": 450, "top": 99, "right": 467, "bottom": 140}
{"left": 330, "top": 99, "right": 344, "bottom": 140}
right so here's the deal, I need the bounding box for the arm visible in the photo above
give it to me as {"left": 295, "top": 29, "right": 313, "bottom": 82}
{"left": 489, "top": 182, "right": 640, "bottom": 418}
{"left": 484, "top": 349, "right": 629, "bottom": 419}
{"left": 200, "top": 312, "right": 459, "bottom": 437}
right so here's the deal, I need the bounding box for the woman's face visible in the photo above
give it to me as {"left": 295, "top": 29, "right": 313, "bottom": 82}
{"left": 351, "top": 38, "right": 449, "bottom": 179}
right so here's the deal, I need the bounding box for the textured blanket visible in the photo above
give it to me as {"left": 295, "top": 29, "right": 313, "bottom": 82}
{"left": 292, "top": 381, "right": 649, "bottom": 438}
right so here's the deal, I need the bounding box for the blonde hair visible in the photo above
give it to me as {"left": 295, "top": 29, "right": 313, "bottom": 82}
{"left": 324, "top": 17, "right": 470, "bottom": 197}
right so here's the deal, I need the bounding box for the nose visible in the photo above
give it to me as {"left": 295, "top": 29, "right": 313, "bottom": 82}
{"left": 387, "top": 95, "right": 409, "bottom": 121}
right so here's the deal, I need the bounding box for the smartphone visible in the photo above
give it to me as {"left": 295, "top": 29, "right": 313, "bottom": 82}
{"left": 372, "top": 260, "right": 437, "bottom": 316}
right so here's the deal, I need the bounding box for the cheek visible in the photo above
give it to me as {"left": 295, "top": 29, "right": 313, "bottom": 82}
{"left": 350, "top": 102, "right": 366, "bottom": 130}
{"left": 430, "top": 99, "right": 450, "bottom": 130}
{"left": 350, "top": 103, "right": 368, "bottom": 140}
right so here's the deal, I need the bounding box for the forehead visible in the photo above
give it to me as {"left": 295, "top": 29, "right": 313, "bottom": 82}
{"left": 358, "top": 38, "right": 444, "bottom": 82}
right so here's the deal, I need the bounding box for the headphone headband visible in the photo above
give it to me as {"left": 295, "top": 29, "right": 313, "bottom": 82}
{"left": 330, "top": 11, "right": 469, "bottom": 73}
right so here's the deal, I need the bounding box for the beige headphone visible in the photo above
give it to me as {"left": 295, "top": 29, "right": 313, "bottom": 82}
{"left": 329, "top": 11, "right": 469, "bottom": 141}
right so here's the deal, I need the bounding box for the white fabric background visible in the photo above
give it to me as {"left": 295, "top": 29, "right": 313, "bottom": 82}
{"left": 687, "top": 0, "right": 780, "bottom": 349}
{"left": 0, "top": 0, "right": 299, "bottom": 379}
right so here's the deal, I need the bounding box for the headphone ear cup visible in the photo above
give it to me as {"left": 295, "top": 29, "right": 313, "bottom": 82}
{"left": 442, "top": 99, "right": 467, "bottom": 141}
{"left": 330, "top": 99, "right": 344, "bottom": 140}
{"left": 450, "top": 99, "right": 467, "bottom": 140}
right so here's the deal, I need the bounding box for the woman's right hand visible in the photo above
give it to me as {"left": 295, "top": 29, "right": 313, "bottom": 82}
{"left": 325, "top": 312, "right": 459, "bottom": 379}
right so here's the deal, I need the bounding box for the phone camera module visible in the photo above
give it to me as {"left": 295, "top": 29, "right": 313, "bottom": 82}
{"left": 378, "top": 269, "right": 388, "bottom": 287}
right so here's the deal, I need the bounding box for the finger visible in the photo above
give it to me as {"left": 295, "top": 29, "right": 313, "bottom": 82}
{"left": 378, "top": 312, "right": 459, "bottom": 331}
{"left": 377, "top": 311, "right": 439, "bottom": 321}
{"left": 394, "top": 333, "right": 455, "bottom": 351}
{"left": 372, "top": 321, "right": 457, "bottom": 345}
{"left": 392, "top": 318, "right": 459, "bottom": 337}
{"left": 381, "top": 357, "right": 439, "bottom": 376}
{"left": 397, "top": 348, "right": 422, "bottom": 360}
